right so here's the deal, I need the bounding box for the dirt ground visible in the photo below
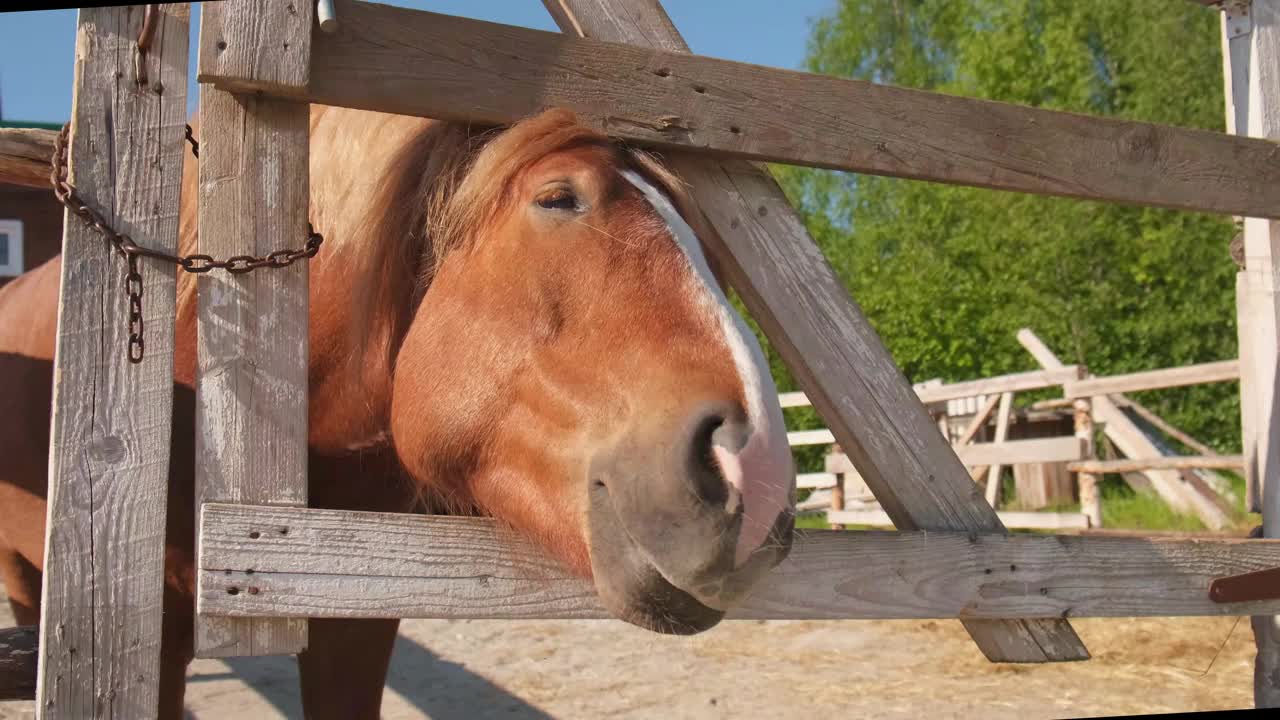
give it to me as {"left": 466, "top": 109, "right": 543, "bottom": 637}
{"left": 0, "top": 596, "right": 1261, "bottom": 719}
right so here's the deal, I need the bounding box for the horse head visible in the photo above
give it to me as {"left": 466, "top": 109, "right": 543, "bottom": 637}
{"left": 348, "top": 108, "right": 796, "bottom": 634}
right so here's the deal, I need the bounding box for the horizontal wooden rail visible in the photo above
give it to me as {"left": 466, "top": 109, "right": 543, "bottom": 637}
{"left": 828, "top": 509, "right": 1091, "bottom": 531}
{"left": 0, "top": 127, "right": 56, "bottom": 189}
{"left": 826, "top": 437, "right": 1084, "bottom": 471}
{"left": 779, "top": 392, "right": 810, "bottom": 409}
{"left": 796, "top": 472, "right": 838, "bottom": 489}
{"left": 956, "top": 436, "right": 1084, "bottom": 466}
{"left": 1066, "top": 359, "right": 1239, "bottom": 398}
{"left": 788, "top": 429, "right": 836, "bottom": 446}
{"left": 780, "top": 367, "right": 1080, "bottom": 412}
{"left": 917, "top": 368, "right": 1081, "bottom": 404}
{"left": 194, "top": 0, "right": 1280, "bottom": 219}
{"left": 199, "top": 504, "right": 1280, "bottom": 620}
{"left": 1069, "top": 455, "right": 1245, "bottom": 474}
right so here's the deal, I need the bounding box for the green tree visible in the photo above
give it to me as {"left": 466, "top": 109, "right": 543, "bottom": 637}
{"left": 766, "top": 0, "right": 1240, "bottom": 454}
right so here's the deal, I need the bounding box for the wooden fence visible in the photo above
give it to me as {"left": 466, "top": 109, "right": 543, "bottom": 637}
{"left": 784, "top": 330, "right": 1246, "bottom": 532}
{"left": 11, "top": 0, "right": 1280, "bottom": 714}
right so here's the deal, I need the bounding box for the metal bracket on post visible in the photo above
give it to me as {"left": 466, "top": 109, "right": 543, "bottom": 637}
{"left": 1211, "top": 566, "right": 1280, "bottom": 603}
{"left": 1225, "top": 1, "right": 1255, "bottom": 39}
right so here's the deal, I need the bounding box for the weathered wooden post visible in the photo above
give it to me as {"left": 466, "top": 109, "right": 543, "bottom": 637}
{"left": 193, "top": 0, "right": 313, "bottom": 658}
{"left": 828, "top": 443, "right": 845, "bottom": 530}
{"left": 37, "top": 6, "right": 189, "bottom": 716}
{"left": 984, "top": 392, "right": 1015, "bottom": 508}
{"left": 1074, "top": 398, "right": 1102, "bottom": 528}
{"left": 1215, "top": 0, "right": 1280, "bottom": 706}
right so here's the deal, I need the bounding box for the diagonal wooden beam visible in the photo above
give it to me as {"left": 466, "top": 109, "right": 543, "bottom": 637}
{"left": 956, "top": 394, "right": 1002, "bottom": 446}
{"left": 542, "top": 0, "right": 1087, "bottom": 663}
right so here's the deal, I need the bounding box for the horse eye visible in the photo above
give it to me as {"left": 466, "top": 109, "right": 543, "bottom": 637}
{"left": 536, "top": 189, "right": 579, "bottom": 211}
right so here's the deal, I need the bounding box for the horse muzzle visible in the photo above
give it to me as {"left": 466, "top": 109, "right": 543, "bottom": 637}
{"left": 584, "top": 402, "right": 796, "bottom": 634}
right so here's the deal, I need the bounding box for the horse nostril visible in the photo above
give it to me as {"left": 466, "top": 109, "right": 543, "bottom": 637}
{"left": 688, "top": 411, "right": 731, "bottom": 506}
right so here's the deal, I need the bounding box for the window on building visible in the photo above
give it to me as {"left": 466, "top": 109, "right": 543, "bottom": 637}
{"left": 0, "top": 220, "right": 23, "bottom": 277}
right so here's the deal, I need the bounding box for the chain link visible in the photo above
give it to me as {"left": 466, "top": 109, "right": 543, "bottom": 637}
{"left": 51, "top": 122, "right": 323, "bottom": 363}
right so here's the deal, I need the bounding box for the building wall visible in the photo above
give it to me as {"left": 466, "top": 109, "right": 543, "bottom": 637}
{"left": 0, "top": 182, "right": 64, "bottom": 289}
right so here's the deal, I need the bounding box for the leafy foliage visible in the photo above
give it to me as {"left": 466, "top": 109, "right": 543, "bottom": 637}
{"left": 762, "top": 0, "right": 1240, "bottom": 457}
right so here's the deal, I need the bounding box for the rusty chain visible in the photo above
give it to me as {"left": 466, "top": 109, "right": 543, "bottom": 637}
{"left": 51, "top": 123, "right": 323, "bottom": 363}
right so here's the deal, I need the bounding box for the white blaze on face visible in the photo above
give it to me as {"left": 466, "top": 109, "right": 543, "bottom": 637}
{"left": 620, "top": 170, "right": 795, "bottom": 569}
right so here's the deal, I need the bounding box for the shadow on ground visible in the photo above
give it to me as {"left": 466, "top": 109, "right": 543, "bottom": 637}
{"left": 188, "top": 632, "right": 553, "bottom": 719}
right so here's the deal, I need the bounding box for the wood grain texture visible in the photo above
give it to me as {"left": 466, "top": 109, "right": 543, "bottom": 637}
{"left": 0, "top": 626, "right": 37, "bottom": 701}
{"left": 196, "top": 0, "right": 312, "bottom": 94}
{"left": 0, "top": 127, "right": 57, "bottom": 189}
{"left": 1065, "top": 359, "right": 1239, "bottom": 398}
{"left": 544, "top": 0, "right": 1086, "bottom": 664}
{"left": 36, "top": 6, "right": 189, "bottom": 717}
{"left": 192, "top": 0, "right": 1280, "bottom": 219}
{"left": 193, "top": 84, "right": 310, "bottom": 657}
{"left": 198, "top": 504, "right": 1280, "bottom": 620}
{"left": 1016, "top": 329, "right": 1232, "bottom": 530}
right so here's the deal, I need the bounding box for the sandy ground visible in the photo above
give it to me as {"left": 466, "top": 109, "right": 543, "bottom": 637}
{"left": 0, "top": 596, "right": 1261, "bottom": 719}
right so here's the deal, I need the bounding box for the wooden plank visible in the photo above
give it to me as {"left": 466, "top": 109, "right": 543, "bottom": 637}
{"left": 1074, "top": 399, "right": 1102, "bottom": 529}
{"left": 188, "top": 0, "right": 1280, "bottom": 219}
{"left": 787, "top": 429, "right": 835, "bottom": 446}
{"left": 0, "top": 127, "right": 57, "bottom": 189}
{"left": 198, "top": 503, "right": 1280, "bottom": 620}
{"left": 778, "top": 391, "right": 810, "bottom": 408}
{"left": 197, "top": 0, "right": 312, "bottom": 95}
{"left": 36, "top": 6, "right": 190, "bottom": 717}
{"left": 825, "top": 438, "right": 1085, "bottom": 474}
{"left": 1219, "top": 0, "right": 1280, "bottom": 707}
{"left": 1114, "top": 394, "right": 1220, "bottom": 458}
{"left": 193, "top": 0, "right": 313, "bottom": 659}
{"left": 538, "top": 0, "right": 1085, "bottom": 663}
{"left": 1238, "top": 272, "right": 1263, "bottom": 512}
{"left": 1016, "top": 329, "right": 1232, "bottom": 530}
{"left": 1069, "top": 456, "right": 1246, "bottom": 474}
{"left": 827, "top": 509, "right": 1090, "bottom": 531}
{"left": 777, "top": 366, "right": 1077, "bottom": 410}
{"left": 796, "top": 472, "right": 838, "bottom": 489}
{"left": 969, "top": 436, "right": 1084, "bottom": 467}
{"left": 985, "top": 392, "right": 1015, "bottom": 507}
{"left": 1065, "top": 359, "right": 1240, "bottom": 398}
{"left": 917, "top": 368, "right": 1079, "bottom": 404}
{"left": 956, "top": 394, "right": 1001, "bottom": 446}
{"left": 0, "top": 626, "right": 37, "bottom": 701}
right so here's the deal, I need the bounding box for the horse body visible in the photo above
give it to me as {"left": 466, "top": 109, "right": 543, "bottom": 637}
{"left": 0, "top": 105, "right": 795, "bottom": 717}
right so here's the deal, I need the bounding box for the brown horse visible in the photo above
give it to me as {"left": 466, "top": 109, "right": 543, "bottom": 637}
{"left": 0, "top": 105, "right": 796, "bottom": 717}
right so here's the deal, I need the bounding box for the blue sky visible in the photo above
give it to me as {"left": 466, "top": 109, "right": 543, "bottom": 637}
{"left": 0, "top": 1, "right": 835, "bottom": 123}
